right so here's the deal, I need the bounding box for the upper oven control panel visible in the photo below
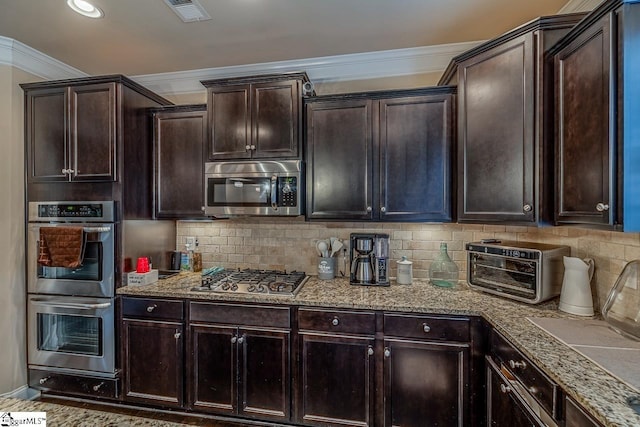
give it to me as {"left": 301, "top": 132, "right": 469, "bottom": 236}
{"left": 28, "top": 201, "right": 116, "bottom": 222}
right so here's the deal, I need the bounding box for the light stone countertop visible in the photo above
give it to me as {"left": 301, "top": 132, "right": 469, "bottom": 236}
{"left": 118, "top": 272, "right": 640, "bottom": 427}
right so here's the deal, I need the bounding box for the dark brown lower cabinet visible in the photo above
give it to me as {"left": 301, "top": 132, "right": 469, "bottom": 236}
{"left": 383, "top": 339, "right": 468, "bottom": 427}
{"left": 188, "top": 323, "right": 290, "bottom": 422}
{"left": 122, "top": 318, "right": 184, "bottom": 407}
{"left": 565, "top": 396, "right": 603, "bottom": 427}
{"left": 298, "top": 333, "right": 375, "bottom": 426}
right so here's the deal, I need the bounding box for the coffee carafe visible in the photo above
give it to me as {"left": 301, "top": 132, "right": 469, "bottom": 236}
{"left": 350, "top": 233, "right": 389, "bottom": 286}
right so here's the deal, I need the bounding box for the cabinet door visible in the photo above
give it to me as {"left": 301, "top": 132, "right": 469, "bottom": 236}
{"left": 189, "top": 324, "right": 238, "bottom": 414}
{"left": 458, "top": 33, "right": 535, "bottom": 222}
{"left": 69, "top": 83, "right": 117, "bottom": 181}
{"left": 207, "top": 84, "right": 251, "bottom": 160}
{"left": 486, "top": 357, "right": 544, "bottom": 427}
{"left": 298, "top": 333, "right": 375, "bottom": 426}
{"left": 154, "top": 109, "right": 206, "bottom": 218}
{"left": 305, "top": 99, "right": 374, "bottom": 220}
{"left": 252, "top": 79, "right": 300, "bottom": 158}
{"left": 565, "top": 396, "right": 602, "bottom": 427}
{"left": 383, "top": 339, "right": 468, "bottom": 427}
{"left": 238, "top": 328, "right": 290, "bottom": 422}
{"left": 555, "top": 14, "right": 614, "bottom": 226}
{"left": 122, "top": 318, "right": 184, "bottom": 408}
{"left": 25, "top": 87, "right": 68, "bottom": 182}
{"left": 379, "top": 95, "right": 453, "bottom": 221}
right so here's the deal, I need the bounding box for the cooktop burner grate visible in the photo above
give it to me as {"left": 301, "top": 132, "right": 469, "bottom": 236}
{"left": 192, "top": 268, "right": 308, "bottom": 296}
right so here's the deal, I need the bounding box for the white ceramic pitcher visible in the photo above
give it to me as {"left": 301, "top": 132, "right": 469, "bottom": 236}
{"left": 558, "top": 256, "right": 595, "bottom": 316}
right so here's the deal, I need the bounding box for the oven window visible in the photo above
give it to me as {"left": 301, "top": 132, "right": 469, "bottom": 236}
{"left": 207, "top": 177, "right": 270, "bottom": 207}
{"left": 37, "top": 238, "right": 102, "bottom": 282}
{"left": 38, "top": 313, "right": 102, "bottom": 356}
{"left": 470, "top": 254, "right": 537, "bottom": 297}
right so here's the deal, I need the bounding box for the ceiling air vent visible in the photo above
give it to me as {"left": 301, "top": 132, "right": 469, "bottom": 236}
{"left": 163, "top": 0, "right": 212, "bottom": 23}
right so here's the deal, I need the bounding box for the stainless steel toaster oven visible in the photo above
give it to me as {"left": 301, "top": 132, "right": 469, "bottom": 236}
{"left": 466, "top": 240, "right": 571, "bottom": 304}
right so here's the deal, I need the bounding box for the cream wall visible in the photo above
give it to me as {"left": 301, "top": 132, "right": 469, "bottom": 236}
{"left": 0, "top": 65, "right": 38, "bottom": 395}
{"left": 177, "top": 220, "right": 640, "bottom": 315}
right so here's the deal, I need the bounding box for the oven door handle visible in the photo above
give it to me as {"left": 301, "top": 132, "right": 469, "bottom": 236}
{"left": 31, "top": 299, "right": 112, "bottom": 310}
{"left": 82, "top": 226, "right": 111, "bottom": 233}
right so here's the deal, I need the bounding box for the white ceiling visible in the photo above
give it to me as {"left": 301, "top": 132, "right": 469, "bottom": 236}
{"left": 0, "top": 0, "right": 587, "bottom": 79}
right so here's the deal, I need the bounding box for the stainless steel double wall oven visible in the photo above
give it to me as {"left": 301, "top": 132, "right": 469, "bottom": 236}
{"left": 27, "top": 201, "right": 118, "bottom": 380}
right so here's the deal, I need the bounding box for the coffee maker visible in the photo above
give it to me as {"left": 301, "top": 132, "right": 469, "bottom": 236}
{"left": 350, "top": 233, "right": 389, "bottom": 286}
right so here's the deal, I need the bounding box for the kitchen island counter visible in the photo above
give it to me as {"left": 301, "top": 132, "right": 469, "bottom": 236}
{"left": 118, "top": 273, "right": 640, "bottom": 427}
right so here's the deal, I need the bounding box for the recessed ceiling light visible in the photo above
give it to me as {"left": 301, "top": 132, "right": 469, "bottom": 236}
{"left": 67, "top": 0, "right": 104, "bottom": 18}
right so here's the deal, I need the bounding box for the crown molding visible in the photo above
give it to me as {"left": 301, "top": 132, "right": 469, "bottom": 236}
{"left": 0, "top": 36, "right": 87, "bottom": 80}
{"left": 558, "top": 0, "right": 602, "bottom": 13}
{"left": 131, "top": 41, "right": 483, "bottom": 96}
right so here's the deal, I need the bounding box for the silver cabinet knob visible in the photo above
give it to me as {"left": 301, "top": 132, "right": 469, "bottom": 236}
{"left": 331, "top": 317, "right": 339, "bottom": 326}
{"left": 39, "top": 377, "right": 50, "bottom": 385}
{"left": 596, "top": 203, "right": 610, "bottom": 212}
{"left": 381, "top": 206, "right": 386, "bottom": 213}
{"left": 245, "top": 145, "right": 251, "bottom": 150}
{"left": 174, "top": 331, "right": 181, "bottom": 339}
{"left": 146, "top": 304, "right": 157, "bottom": 313}
{"left": 523, "top": 204, "right": 532, "bottom": 212}
{"left": 384, "top": 347, "right": 391, "bottom": 358}
{"left": 366, "top": 206, "right": 372, "bottom": 212}
{"left": 250, "top": 145, "right": 256, "bottom": 150}
{"left": 237, "top": 336, "right": 245, "bottom": 344}
{"left": 422, "top": 323, "right": 431, "bottom": 333}
{"left": 367, "top": 346, "right": 374, "bottom": 356}
{"left": 93, "top": 382, "right": 105, "bottom": 392}
{"left": 61, "top": 168, "right": 68, "bottom": 174}
{"left": 509, "top": 360, "right": 527, "bottom": 370}
{"left": 500, "top": 384, "right": 512, "bottom": 394}
{"left": 231, "top": 336, "right": 238, "bottom": 344}
{"left": 68, "top": 168, "right": 75, "bottom": 174}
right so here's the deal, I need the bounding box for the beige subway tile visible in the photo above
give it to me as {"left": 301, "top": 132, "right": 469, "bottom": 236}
{"left": 599, "top": 242, "right": 626, "bottom": 260}
{"left": 412, "top": 231, "right": 432, "bottom": 241}
{"left": 393, "top": 230, "right": 413, "bottom": 240}
{"left": 483, "top": 225, "right": 506, "bottom": 233}
{"left": 452, "top": 232, "right": 475, "bottom": 243}
{"left": 625, "top": 245, "right": 640, "bottom": 261}
{"left": 209, "top": 236, "right": 229, "bottom": 245}
{"left": 228, "top": 254, "right": 244, "bottom": 263}
{"left": 612, "top": 231, "right": 640, "bottom": 247}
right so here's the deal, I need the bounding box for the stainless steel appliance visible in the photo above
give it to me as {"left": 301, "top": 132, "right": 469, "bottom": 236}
{"left": 466, "top": 240, "right": 570, "bottom": 304}
{"left": 204, "top": 160, "right": 303, "bottom": 217}
{"left": 349, "top": 233, "right": 389, "bottom": 286}
{"left": 192, "top": 269, "right": 308, "bottom": 296}
{"left": 27, "top": 201, "right": 118, "bottom": 380}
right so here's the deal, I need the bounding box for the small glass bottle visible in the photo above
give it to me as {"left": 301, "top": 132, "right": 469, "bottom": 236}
{"left": 429, "top": 243, "right": 459, "bottom": 287}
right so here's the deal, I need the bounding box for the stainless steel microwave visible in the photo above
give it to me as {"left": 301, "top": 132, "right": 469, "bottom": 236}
{"left": 466, "top": 240, "right": 570, "bottom": 304}
{"left": 204, "top": 160, "right": 303, "bottom": 217}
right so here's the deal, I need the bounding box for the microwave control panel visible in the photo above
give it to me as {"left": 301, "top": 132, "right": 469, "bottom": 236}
{"left": 279, "top": 177, "right": 297, "bottom": 207}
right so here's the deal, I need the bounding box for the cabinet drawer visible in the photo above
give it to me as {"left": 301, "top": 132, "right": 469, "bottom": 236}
{"left": 29, "top": 368, "right": 118, "bottom": 399}
{"left": 190, "top": 302, "right": 290, "bottom": 328}
{"left": 122, "top": 297, "right": 184, "bottom": 321}
{"left": 491, "top": 330, "right": 559, "bottom": 418}
{"left": 298, "top": 308, "right": 375, "bottom": 335}
{"left": 384, "top": 313, "right": 470, "bottom": 342}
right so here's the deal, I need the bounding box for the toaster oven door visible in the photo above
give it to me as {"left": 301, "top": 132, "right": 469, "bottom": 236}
{"left": 468, "top": 252, "right": 539, "bottom": 302}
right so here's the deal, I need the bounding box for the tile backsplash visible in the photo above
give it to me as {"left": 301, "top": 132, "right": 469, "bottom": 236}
{"left": 177, "top": 218, "right": 640, "bottom": 311}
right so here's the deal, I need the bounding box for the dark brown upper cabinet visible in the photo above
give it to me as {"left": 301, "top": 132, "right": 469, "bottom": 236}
{"left": 451, "top": 13, "right": 585, "bottom": 224}
{"left": 305, "top": 87, "right": 455, "bottom": 222}
{"left": 152, "top": 105, "right": 207, "bottom": 219}
{"left": 201, "top": 72, "right": 310, "bottom": 161}
{"left": 551, "top": 0, "right": 640, "bottom": 231}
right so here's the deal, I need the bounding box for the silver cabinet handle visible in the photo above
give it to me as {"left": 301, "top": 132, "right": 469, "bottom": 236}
{"left": 331, "top": 317, "right": 339, "bottom": 326}
{"left": 366, "top": 206, "right": 372, "bottom": 212}
{"left": 231, "top": 336, "right": 237, "bottom": 344}
{"left": 39, "top": 377, "right": 50, "bottom": 385}
{"left": 509, "top": 360, "right": 527, "bottom": 370}
{"left": 500, "top": 383, "right": 512, "bottom": 394}
{"left": 367, "top": 346, "right": 374, "bottom": 356}
{"left": 245, "top": 145, "right": 251, "bottom": 150}
{"left": 384, "top": 347, "right": 391, "bottom": 358}
{"left": 596, "top": 203, "right": 610, "bottom": 212}
{"left": 381, "top": 206, "right": 386, "bottom": 213}
{"left": 237, "top": 336, "right": 245, "bottom": 344}
{"left": 523, "top": 204, "right": 532, "bottom": 212}
{"left": 146, "top": 304, "right": 157, "bottom": 313}
{"left": 93, "top": 382, "right": 105, "bottom": 392}
{"left": 61, "top": 168, "right": 68, "bottom": 174}
{"left": 422, "top": 323, "right": 431, "bottom": 333}
{"left": 174, "top": 330, "right": 181, "bottom": 339}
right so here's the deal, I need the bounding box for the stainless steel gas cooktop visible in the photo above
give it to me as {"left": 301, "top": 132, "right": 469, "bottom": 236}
{"left": 191, "top": 268, "right": 308, "bottom": 296}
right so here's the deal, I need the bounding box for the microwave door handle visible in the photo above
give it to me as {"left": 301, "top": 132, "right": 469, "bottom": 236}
{"left": 270, "top": 175, "right": 278, "bottom": 210}
{"left": 31, "top": 299, "right": 112, "bottom": 310}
